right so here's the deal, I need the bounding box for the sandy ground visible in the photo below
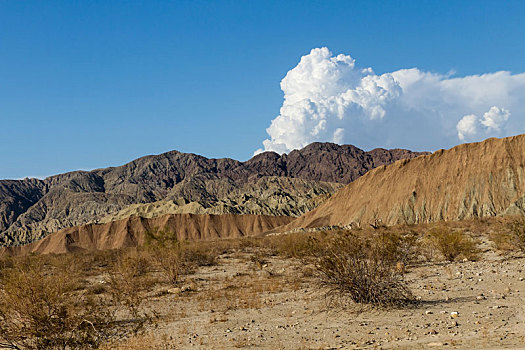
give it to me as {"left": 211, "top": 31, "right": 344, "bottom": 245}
{"left": 116, "top": 237, "right": 525, "bottom": 349}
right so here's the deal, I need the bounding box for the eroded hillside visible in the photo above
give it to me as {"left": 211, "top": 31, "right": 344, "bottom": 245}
{"left": 0, "top": 143, "right": 425, "bottom": 246}
{"left": 286, "top": 135, "right": 525, "bottom": 230}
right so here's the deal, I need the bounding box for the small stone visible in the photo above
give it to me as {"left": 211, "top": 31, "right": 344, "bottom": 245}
{"left": 450, "top": 311, "right": 459, "bottom": 318}
{"left": 181, "top": 284, "right": 193, "bottom": 292}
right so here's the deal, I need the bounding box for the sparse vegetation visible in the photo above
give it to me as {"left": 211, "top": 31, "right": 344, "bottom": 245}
{"left": 264, "top": 232, "right": 318, "bottom": 258}
{"left": 0, "top": 261, "right": 116, "bottom": 350}
{"left": 1, "top": 217, "right": 524, "bottom": 348}
{"left": 427, "top": 226, "right": 480, "bottom": 261}
{"left": 144, "top": 227, "right": 217, "bottom": 285}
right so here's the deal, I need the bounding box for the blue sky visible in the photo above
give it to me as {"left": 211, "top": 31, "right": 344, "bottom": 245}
{"left": 1, "top": 1, "right": 524, "bottom": 179}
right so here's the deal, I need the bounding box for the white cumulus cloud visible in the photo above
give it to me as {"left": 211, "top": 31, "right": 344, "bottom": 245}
{"left": 457, "top": 114, "right": 479, "bottom": 141}
{"left": 481, "top": 106, "right": 510, "bottom": 131}
{"left": 256, "top": 47, "right": 525, "bottom": 154}
{"left": 456, "top": 106, "right": 510, "bottom": 142}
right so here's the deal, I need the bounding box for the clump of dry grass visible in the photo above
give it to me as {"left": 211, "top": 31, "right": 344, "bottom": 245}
{"left": 306, "top": 230, "right": 415, "bottom": 307}
{"left": 487, "top": 217, "right": 525, "bottom": 252}
{"left": 263, "top": 232, "right": 321, "bottom": 258}
{"left": 195, "top": 272, "right": 284, "bottom": 312}
{"left": 426, "top": 226, "right": 480, "bottom": 261}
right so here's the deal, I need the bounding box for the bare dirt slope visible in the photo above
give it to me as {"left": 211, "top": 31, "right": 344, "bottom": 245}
{"left": 285, "top": 135, "right": 525, "bottom": 230}
{"left": 2, "top": 214, "right": 292, "bottom": 256}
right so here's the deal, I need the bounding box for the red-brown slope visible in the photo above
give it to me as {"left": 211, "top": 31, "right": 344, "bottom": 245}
{"left": 284, "top": 135, "right": 525, "bottom": 229}
{"left": 2, "top": 214, "right": 293, "bottom": 256}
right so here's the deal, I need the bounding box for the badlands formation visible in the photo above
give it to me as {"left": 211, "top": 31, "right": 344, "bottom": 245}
{"left": 287, "top": 135, "right": 525, "bottom": 230}
{"left": 0, "top": 142, "right": 424, "bottom": 250}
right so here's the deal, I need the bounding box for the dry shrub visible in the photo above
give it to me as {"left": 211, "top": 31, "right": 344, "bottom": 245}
{"left": 487, "top": 217, "right": 525, "bottom": 252}
{"left": 508, "top": 217, "right": 525, "bottom": 252}
{"left": 307, "top": 230, "right": 414, "bottom": 307}
{"left": 0, "top": 261, "right": 115, "bottom": 349}
{"left": 144, "top": 227, "right": 185, "bottom": 285}
{"left": 489, "top": 229, "right": 515, "bottom": 252}
{"left": 106, "top": 249, "right": 154, "bottom": 318}
{"left": 196, "top": 273, "right": 283, "bottom": 312}
{"left": 144, "top": 227, "right": 217, "bottom": 285}
{"left": 183, "top": 243, "right": 217, "bottom": 268}
{"left": 427, "top": 226, "right": 480, "bottom": 261}
{"left": 374, "top": 228, "right": 420, "bottom": 267}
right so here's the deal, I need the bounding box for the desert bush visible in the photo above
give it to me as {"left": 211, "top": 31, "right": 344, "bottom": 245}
{"left": 489, "top": 230, "right": 515, "bottom": 252}
{"left": 508, "top": 217, "right": 525, "bottom": 252}
{"left": 0, "top": 261, "right": 115, "bottom": 350}
{"left": 0, "top": 256, "right": 14, "bottom": 280}
{"left": 144, "top": 227, "right": 217, "bottom": 285}
{"left": 427, "top": 226, "right": 480, "bottom": 261}
{"left": 375, "top": 228, "right": 420, "bottom": 267}
{"left": 144, "top": 227, "right": 186, "bottom": 285}
{"left": 106, "top": 249, "right": 154, "bottom": 317}
{"left": 307, "top": 230, "right": 414, "bottom": 307}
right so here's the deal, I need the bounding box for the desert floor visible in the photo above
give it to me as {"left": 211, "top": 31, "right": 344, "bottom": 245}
{"left": 110, "top": 234, "right": 525, "bottom": 349}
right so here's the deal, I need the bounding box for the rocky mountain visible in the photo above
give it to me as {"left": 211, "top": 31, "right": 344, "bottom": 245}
{"left": 0, "top": 143, "right": 426, "bottom": 246}
{"left": 285, "top": 135, "right": 525, "bottom": 231}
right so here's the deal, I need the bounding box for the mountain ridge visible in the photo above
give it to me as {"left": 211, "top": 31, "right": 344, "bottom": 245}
{"left": 0, "top": 143, "right": 427, "bottom": 246}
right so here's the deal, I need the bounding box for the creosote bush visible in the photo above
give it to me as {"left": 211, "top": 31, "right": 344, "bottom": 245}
{"left": 427, "top": 226, "right": 480, "bottom": 262}
{"left": 307, "top": 230, "right": 414, "bottom": 307}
